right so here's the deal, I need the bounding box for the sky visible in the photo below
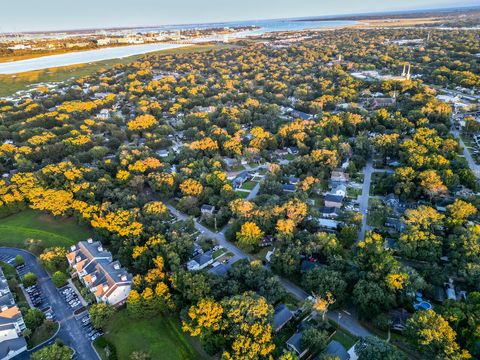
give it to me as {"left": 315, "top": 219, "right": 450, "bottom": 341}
{"left": 1, "top": 0, "right": 477, "bottom": 33}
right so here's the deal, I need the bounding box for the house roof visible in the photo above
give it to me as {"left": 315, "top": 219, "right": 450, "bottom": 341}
{"left": 318, "top": 218, "right": 339, "bottom": 229}
{"left": 286, "top": 331, "right": 304, "bottom": 353}
{"left": 324, "top": 340, "right": 349, "bottom": 360}
{"left": 192, "top": 251, "right": 213, "bottom": 267}
{"left": 282, "top": 184, "right": 296, "bottom": 192}
{"left": 273, "top": 304, "right": 293, "bottom": 330}
{"left": 208, "top": 263, "right": 229, "bottom": 276}
{"left": 201, "top": 204, "right": 215, "bottom": 212}
{"left": 319, "top": 207, "right": 340, "bottom": 215}
{"left": 0, "top": 336, "right": 27, "bottom": 357}
{"left": 325, "top": 194, "right": 344, "bottom": 203}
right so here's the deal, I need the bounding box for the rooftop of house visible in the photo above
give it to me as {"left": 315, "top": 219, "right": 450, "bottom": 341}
{"left": 324, "top": 194, "right": 344, "bottom": 203}
{"left": 273, "top": 304, "right": 294, "bottom": 330}
{"left": 208, "top": 263, "right": 229, "bottom": 276}
{"left": 282, "top": 184, "right": 296, "bottom": 192}
{"left": 286, "top": 331, "right": 304, "bottom": 354}
{"left": 68, "top": 239, "right": 112, "bottom": 263}
{"left": 324, "top": 340, "right": 349, "bottom": 360}
{"left": 0, "top": 336, "right": 27, "bottom": 357}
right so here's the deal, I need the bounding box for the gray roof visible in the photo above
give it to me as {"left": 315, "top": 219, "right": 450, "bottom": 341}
{"left": 324, "top": 340, "right": 349, "bottom": 360}
{"left": 286, "top": 331, "right": 304, "bottom": 353}
{"left": 192, "top": 251, "right": 213, "bottom": 266}
{"left": 208, "top": 264, "right": 229, "bottom": 276}
{"left": 325, "top": 194, "right": 344, "bottom": 203}
{"left": 273, "top": 304, "right": 293, "bottom": 330}
{"left": 0, "top": 336, "right": 27, "bottom": 357}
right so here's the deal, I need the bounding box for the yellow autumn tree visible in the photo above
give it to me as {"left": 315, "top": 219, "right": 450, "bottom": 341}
{"left": 127, "top": 114, "right": 157, "bottom": 131}
{"left": 236, "top": 222, "right": 263, "bottom": 249}
{"left": 179, "top": 179, "right": 203, "bottom": 197}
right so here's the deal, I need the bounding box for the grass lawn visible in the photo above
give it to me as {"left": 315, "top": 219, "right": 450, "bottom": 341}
{"left": 234, "top": 190, "right": 249, "bottom": 199}
{"left": 330, "top": 327, "right": 357, "bottom": 350}
{"left": 0, "top": 210, "right": 91, "bottom": 254}
{"left": 241, "top": 181, "right": 256, "bottom": 190}
{"left": 347, "top": 187, "right": 362, "bottom": 198}
{"left": 284, "top": 154, "right": 295, "bottom": 161}
{"left": 99, "top": 311, "right": 204, "bottom": 360}
{"left": 0, "top": 44, "right": 235, "bottom": 97}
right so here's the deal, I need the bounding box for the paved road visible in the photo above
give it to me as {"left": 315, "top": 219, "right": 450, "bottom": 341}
{"left": 166, "top": 205, "right": 371, "bottom": 337}
{"left": 358, "top": 160, "right": 374, "bottom": 242}
{"left": 451, "top": 129, "right": 480, "bottom": 179}
{"left": 246, "top": 182, "right": 261, "bottom": 200}
{"left": 0, "top": 248, "right": 98, "bottom": 360}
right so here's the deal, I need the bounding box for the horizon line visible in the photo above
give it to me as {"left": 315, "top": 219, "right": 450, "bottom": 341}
{"left": 1, "top": 3, "right": 479, "bottom": 35}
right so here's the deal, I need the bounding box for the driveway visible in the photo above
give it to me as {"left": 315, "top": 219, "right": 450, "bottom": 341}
{"left": 358, "top": 160, "right": 373, "bottom": 242}
{"left": 0, "top": 248, "right": 98, "bottom": 360}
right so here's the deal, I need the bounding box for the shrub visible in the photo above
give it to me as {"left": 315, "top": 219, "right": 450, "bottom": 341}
{"left": 23, "top": 272, "right": 38, "bottom": 287}
{"left": 15, "top": 255, "right": 24, "bottom": 266}
{"left": 52, "top": 271, "right": 68, "bottom": 288}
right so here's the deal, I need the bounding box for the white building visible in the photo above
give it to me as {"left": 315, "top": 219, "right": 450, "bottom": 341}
{"left": 67, "top": 239, "right": 132, "bottom": 307}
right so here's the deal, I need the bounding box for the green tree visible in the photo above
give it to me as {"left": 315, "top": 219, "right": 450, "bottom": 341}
{"left": 301, "top": 327, "right": 329, "bottom": 354}
{"left": 355, "top": 336, "right": 406, "bottom": 360}
{"left": 89, "top": 303, "right": 116, "bottom": 329}
{"left": 24, "top": 308, "right": 45, "bottom": 331}
{"left": 406, "top": 310, "right": 470, "bottom": 359}
{"left": 52, "top": 271, "right": 68, "bottom": 288}
{"left": 23, "top": 272, "right": 38, "bottom": 287}
{"left": 303, "top": 267, "right": 347, "bottom": 304}
{"left": 15, "top": 255, "right": 24, "bottom": 266}
{"left": 31, "top": 343, "right": 73, "bottom": 360}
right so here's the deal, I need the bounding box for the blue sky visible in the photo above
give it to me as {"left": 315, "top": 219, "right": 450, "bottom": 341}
{"left": 1, "top": 0, "right": 477, "bottom": 32}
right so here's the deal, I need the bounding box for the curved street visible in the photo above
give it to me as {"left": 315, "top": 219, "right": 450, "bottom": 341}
{"left": 0, "top": 248, "right": 98, "bottom": 360}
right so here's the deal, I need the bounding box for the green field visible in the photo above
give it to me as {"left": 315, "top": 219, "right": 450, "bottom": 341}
{"left": 0, "top": 44, "right": 235, "bottom": 97}
{"left": 0, "top": 210, "right": 91, "bottom": 253}
{"left": 97, "top": 311, "right": 204, "bottom": 360}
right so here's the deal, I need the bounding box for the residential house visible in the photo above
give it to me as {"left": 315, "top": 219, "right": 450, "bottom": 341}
{"left": 0, "top": 326, "right": 27, "bottom": 360}
{"left": 319, "top": 207, "right": 340, "bottom": 219}
{"left": 287, "top": 147, "right": 299, "bottom": 155}
{"left": 273, "top": 304, "right": 294, "bottom": 332}
{"left": 67, "top": 239, "right": 132, "bottom": 307}
{"left": 282, "top": 184, "right": 297, "bottom": 193}
{"left": 187, "top": 251, "right": 214, "bottom": 271}
{"left": 200, "top": 205, "right": 215, "bottom": 216}
{"left": 233, "top": 172, "right": 250, "bottom": 189}
{"left": 97, "top": 108, "right": 110, "bottom": 120}
{"left": 287, "top": 176, "right": 300, "bottom": 185}
{"left": 324, "top": 340, "right": 350, "bottom": 360}
{"left": 260, "top": 235, "right": 275, "bottom": 247}
{"left": 208, "top": 263, "right": 229, "bottom": 277}
{"left": 290, "top": 109, "right": 313, "bottom": 120}
{"left": 156, "top": 149, "right": 169, "bottom": 158}
{"left": 330, "top": 170, "right": 350, "bottom": 184}
{"left": 324, "top": 194, "right": 343, "bottom": 208}
{"left": 330, "top": 184, "right": 347, "bottom": 197}
{"left": 0, "top": 269, "right": 27, "bottom": 360}
{"left": 286, "top": 331, "right": 308, "bottom": 358}
{"left": 371, "top": 97, "right": 396, "bottom": 109}
{"left": 318, "top": 218, "right": 339, "bottom": 231}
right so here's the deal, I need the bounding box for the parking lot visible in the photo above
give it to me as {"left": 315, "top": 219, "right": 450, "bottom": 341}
{"left": 0, "top": 248, "right": 99, "bottom": 360}
{"left": 76, "top": 312, "right": 103, "bottom": 342}
{"left": 59, "top": 285, "right": 83, "bottom": 312}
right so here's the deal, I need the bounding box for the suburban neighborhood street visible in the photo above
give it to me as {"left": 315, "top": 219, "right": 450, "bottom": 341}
{"left": 451, "top": 129, "right": 480, "bottom": 179}
{"left": 0, "top": 248, "right": 99, "bottom": 360}
{"left": 165, "top": 204, "right": 371, "bottom": 337}
{"left": 358, "top": 160, "right": 373, "bottom": 242}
